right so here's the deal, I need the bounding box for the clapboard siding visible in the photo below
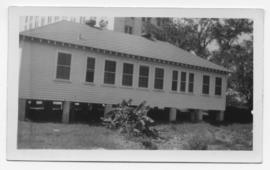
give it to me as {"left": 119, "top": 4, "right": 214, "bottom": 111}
{"left": 19, "top": 40, "right": 227, "bottom": 110}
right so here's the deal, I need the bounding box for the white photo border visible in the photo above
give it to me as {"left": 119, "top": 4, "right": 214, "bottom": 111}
{"left": 7, "top": 7, "right": 264, "bottom": 163}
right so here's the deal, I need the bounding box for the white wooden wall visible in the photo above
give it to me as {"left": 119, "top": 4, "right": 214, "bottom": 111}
{"left": 19, "top": 40, "right": 227, "bottom": 111}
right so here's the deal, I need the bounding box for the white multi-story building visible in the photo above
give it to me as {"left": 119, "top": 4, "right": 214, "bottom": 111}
{"left": 20, "top": 16, "right": 113, "bottom": 31}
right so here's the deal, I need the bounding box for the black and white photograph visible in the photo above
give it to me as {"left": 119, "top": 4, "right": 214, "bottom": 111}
{"left": 6, "top": 7, "right": 263, "bottom": 163}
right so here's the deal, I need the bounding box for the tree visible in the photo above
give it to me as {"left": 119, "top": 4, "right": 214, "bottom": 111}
{"left": 85, "top": 18, "right": 96, "bottom": 27}
{"left": 211, "top": 19, "right": 253, "bottom": 109}
{"left": 98, "top": 19, "right": 108, "bottom": 29}
{"left": 144, "top": 18, "right": 218, "bottom": 59}
{"left": 145, "top": 18, "right": 253, "bottom": 109}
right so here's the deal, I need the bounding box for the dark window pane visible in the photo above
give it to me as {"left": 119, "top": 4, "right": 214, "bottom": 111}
{"left": 123, "top": 63, "right": 133, "bottom": 74}
{"left": 56, "top": 66, "right": 70, "bottom": 80}
{"left": 181, "top": 72, "right": 186, "bottom": 81}
{"left": 122, "top": 75, "right": 133, "bottom": 86}
{"left": 155, "top": 68, "right": 164, "bottom": 78}
{"left": 139, "top": 77, "right": 148, "bottom": 88}
{"left": 87, "top": 57, "right": 95, "bottom": 69}
{"left": 203, "top": 75, "right": 210, "bottom": 84}
{"left": 180, "top": 72, "right": 186, "bottom": 92}
{"left": 172, "top": 70, "right": 178, "bottom": 80}
{"left": 188, "top": 73, "right": 194, "bottom": 93}
{"left": 122, "top": 63, "right": 133, "bottom": 86}
{"left": 216, "top": 77, "right": 222, "bottom": 86}
{"left": 154, "top": 68, "right": 164, "bottom": 89}
{"left": 180, "top": 82, "right": 186, "bottom": 92}
{"left": 171, "top": 70, "right": 178, "bottom": 91}
{"left": 138, "top": 66, "right": 149, "bottom": 88}
{"left": 105, "top": 60, "right": 116, "bottom": 72}
{"left": 139, "top": 66, "right": 149, "bottom": 76}
{"left": 215, "top": 77, "right": 222, "bottom": 95}
{"left": 154, "top": 79, "right": 163, "bottom": 89}
{"left": 85, "top": 70, "right": 94, "bottom": 82}
{"left": 203, "top": 85, "right": 209, "bottom": 94}
{"left": 202, "top": 75, "right": 210, "bottom": 94}
{"left": 172, "top": 81, "right": 177, "bottom": 91}
{"left": 58, "top": 52, "right": 71, "bottom": 65}
{"left": 104, "top": 72, "right": 115, "bottom": 84}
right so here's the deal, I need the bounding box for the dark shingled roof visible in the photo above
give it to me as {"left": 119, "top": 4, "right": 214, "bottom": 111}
{"left": 20, "top": 20, "right": 231, "bottom": 73}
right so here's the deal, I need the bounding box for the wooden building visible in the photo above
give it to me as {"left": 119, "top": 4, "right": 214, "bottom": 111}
{"left": 19, "top": 21, "right": 231, "bottom": 123}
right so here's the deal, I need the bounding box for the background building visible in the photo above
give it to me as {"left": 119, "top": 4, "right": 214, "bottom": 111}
{"left": 20, "top": 16, "right": 114, "bottom": 31}
{"left": 114, "top": 17, "right": 170, "bottom": 36}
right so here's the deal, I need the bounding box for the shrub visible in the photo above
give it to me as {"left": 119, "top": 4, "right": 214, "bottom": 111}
{"left": 101, "top": 99, "right": 159, "bottom": 138}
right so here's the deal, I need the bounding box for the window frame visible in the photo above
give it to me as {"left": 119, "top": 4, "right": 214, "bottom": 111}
{"left": 180, "top": 71, "right": 187, "bottom": 92}
{"left": 103, "top": 60, "right": 117, "bottom": 85}
{"left": 215, "top": 77, "right": 222, "bottom": 96}
{"left": 154, "top": 67, "right": 164, "bottom": 90}
{"left": 171, "top": 70, "right": 178, "bottom": 91}
{"left": 122, "top": 62, "right": 134, "bottom": 87}
{"left": 188, "top": 73, "right": 195, "bottom": 93}
{"left": 85, "top": 57, "right": 96, "bottom": 83}
{"left": 138, "top": 65, "right": 150, "bottom": 88}
{"left": 55, "top": 50, "right": 72, "bottom": 81}
{"left": 124, "top": 25, "right": 133, "bottom": 34}
{"left": 202, "top": 75, "right": 210, "bottom": 95}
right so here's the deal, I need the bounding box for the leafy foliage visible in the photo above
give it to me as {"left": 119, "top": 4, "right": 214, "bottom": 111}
{"left": 144, "top": 18, "right": 253, "bottom": 109}
{"left": 101, "top": 99, "right": 159, "bottom": 138}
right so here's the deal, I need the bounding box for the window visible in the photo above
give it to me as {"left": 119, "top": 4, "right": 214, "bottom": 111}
{"left": 56, "top": 52, "right": 72, "bottom": 80}
{"left": 215, "top": 77, "right": 222, "bottom": 95}
{"left": 202, "top": 75, "right": 210, "bottom": 94}
{"left": 122, "top": 63, "right": 134, "bottom": 86}
{"left": 85, "top": 57, "right": 95, "bottom": 83}
{"left": 138, "top": 66, "right": 149, "bottom": 88}
{"left": 142, "top": 17, "right": 146, "bottom": 22}
{"left": 154, "top": 68, "right": 164, "bottom": 90}
{"left": 124, "top": 25, "right": 133, "bottom": 34}
{"left": 188, "top": 73, "right": 194, "bottom": 93}
{"left": 54, "top": 16, "right": 59, "bottom": 22}
{"left": 180, "top": 72, "right": 187, "bottom": 92}
{"left": 104, "top": 60, "right": 116, "bottom": 84}
{"left": 147, "top": 17, "right": 151, "bottom": 23}
{"left": 171, "top": 70, "right": 178, "bottom": 91}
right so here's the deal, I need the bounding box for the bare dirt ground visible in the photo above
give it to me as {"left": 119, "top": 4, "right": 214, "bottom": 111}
{"left": 17, "top": 121, "right": 252, "bottom": 150}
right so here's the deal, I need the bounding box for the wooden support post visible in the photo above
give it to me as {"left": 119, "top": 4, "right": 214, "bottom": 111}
{"left": 216, "top": 111, "right": 225, "bottom": 122}
{"left": 169, "top": 108, "right": 177, "bottom": 122}
{"left": 62, "top": 101, "right": 71, "bottom": 123}
{"left": 18, "top": 99, "right": 27, "bottom": 121}
{"left": 197, "top": 110, "right": 203, "bottom": 122}
{"left": 190, "top": 110, "right": 203, "bottom": 123}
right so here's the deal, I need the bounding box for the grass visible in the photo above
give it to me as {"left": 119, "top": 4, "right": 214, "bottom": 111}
{"left": 17, "top": 121, "right": 142, "bottom": 149}
{"left": 17, "top": 121, "right": 252, "bottom": 150}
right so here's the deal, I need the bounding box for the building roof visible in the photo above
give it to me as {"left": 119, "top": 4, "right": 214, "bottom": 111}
{"left": 20, "top": 20, "right": 231, "bottom": 73}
